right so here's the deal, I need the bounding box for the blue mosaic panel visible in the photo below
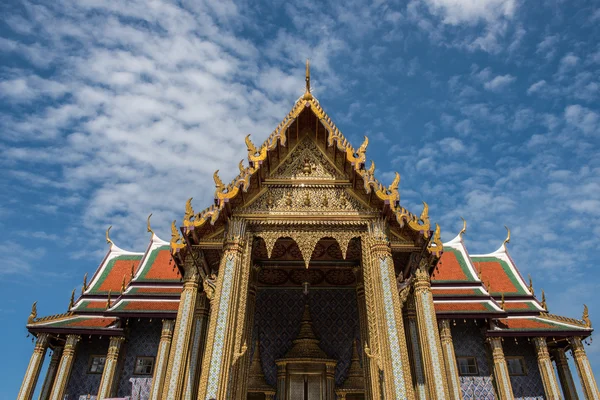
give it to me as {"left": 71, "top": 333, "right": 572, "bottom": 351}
{"left": 66, "top": 336, "right": 109, "bottom": 397}
{"left": 253, "top": 288, "right": 360, "bottom": 391}
{"left": 451, "top": 321, "right": 496, "bottom": 400}
{"left": 116, "top": 319, "right": 162, "bottom": 397}
{"left": 503, "top": 338, "right": 545, "bottom": 400}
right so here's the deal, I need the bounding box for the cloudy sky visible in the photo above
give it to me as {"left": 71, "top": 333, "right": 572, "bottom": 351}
{"left": 1, "top": 0, "right": 599, "bottom": 396}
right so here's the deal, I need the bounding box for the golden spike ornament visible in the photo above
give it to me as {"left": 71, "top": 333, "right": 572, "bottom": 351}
{"left": 68, "top": 289, "right": 75, "bottom": 310}
{"left": 541, "top": 289, "right": 547, "bottom": 310}
{"left": 583, "top": 304, "right": 591, "bottom": 328}
{"left": 528, "top": 274, "right": 534, "bottom": 295}
{"left": 106, "top": 226, "right": 113, "bottom": 247}
{"left": 500, "top": 293, "right": 505, "bottom": 310}
{"left": 420, "top": 201, "right": 429, "bottom": 222}
{"left": 170, "top": 220, "right": 186, "bottom": 252}
{"left": 214, "top": 170, "right": 225, "bottom": 192}
{"left": 459, "top": 217, "right": 467, "bottom": 237}
{"left": 428, "top": 223, "right": 443, "bottom": 257}
{"left": 130, "top": 263, "right": 135, "bottom": 281}
{"left": 503, "top": 226, "right": 511, "bottom": 246}
{"left": 183, "top": 197, "right": 194, "bottom": 227}
{"left": 82, "top": 272, "right": 88, "bottom": 294}
{"left": 245, "top": 134, "right": 267, "bottom": 165}
{"left": 303, "top": 58, "right": 313, "bottom": 100}
{"left": 106, "top": 290, "right": 112, "bottom": 310}
{"left": 147, "top": 213, "right": 154, "bottom": 236}
{"left": 367, "top": 160, "right": 375, "bottom": 175}
{"left": 28, "top": 301, "right": 37, "bottom": 324}
{"left": 238, "top": 159, "right": 245, "bottom": 174}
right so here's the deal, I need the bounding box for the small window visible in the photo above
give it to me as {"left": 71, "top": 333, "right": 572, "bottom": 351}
{"left": 456, "top": 357, "right": 478, "bottom": 375}
{"left": 134, "top": 356, "right": 155, "bottom": 375}
{"left": 506, "top": 357, "right": 527, "bottom": 376}
{"left": 88, "top": 355, "right": 106, "bottom": 374}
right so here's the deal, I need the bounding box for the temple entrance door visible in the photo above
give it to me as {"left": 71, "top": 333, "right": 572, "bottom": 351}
{"left": 289, "top": 372, "right": 322, "bottom": 400}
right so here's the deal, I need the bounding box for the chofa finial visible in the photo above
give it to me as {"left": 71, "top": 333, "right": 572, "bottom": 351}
{"left": 28, "top": 301, "right": 37, "bottom": 324}
{"left": 459, "top": 217, "right": 467, "bottom": 237}
{"left": 303, "top": 59, "right": 313, "bottom": 100}
{"left": 503, "top": 225, "right": 511, "bottom": 247}
{"left": 106, "top": 226, "right": 113, "bottom": 247}
{"left": 583, "top": 304, "right": 591, "bottom": 328}
{"left": 69, "top": 289, "right": 75, "bottom": 310}
{"left": 147, "top": 213, "right": 154, "bottom": 237}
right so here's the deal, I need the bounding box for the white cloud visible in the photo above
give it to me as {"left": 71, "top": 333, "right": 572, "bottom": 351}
{"left": 527, "top": 80, "right": 547, "bottom": 95}
{"left": 483, "top": 74, "right": 516, "bottom": 91}
{"left": 421, "top": 0, "right": 517, "bottom": 25}
{"left": 557, "top": 53, "right": 580, "bottom": 75}
{"left": 565, "top": 105, "right": 599, "bottom": 136}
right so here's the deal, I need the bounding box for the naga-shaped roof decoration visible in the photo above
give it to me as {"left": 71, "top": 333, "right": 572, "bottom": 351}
{"left": 173, "top": 63, "right": 441, "bottom": 256}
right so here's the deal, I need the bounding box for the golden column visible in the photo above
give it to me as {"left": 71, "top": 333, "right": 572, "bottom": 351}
{"left": 354, "top": 268, "right": 376, "bottom": 400}
{"left": 439, "top": 319, "right": 463, "bottom": 400}
{"left": 149, "top": 319, "right": 175, "bottom": 400}
{"left": 17, "top": 332, "right": 50, "bottom": 400}
{"left": 182, "top": 293, "right": 211, "bottom": 400}
{"left": 97, "top": 336, "right": 126, "bottom": 399}
{"left": 568, "top": 337, "right": 600, "bottom": 400}
{"left": 363, "top": 221, "right": 415, "bottom": 399}
{"left": 405, "top": 294, "right": 428, "bottom": 400}
{"left": 39, "top": 346, "right": 62, "bottom": 400}
{"left": 413, "top": 266, "right": 450, "bottom": 399}
{"left": 48, "top": 334, "right": 81, "bottom": 400}
{"left": 487, "top": 337, "right": 514, "bottom": 400}
{"left": 553, "top": 348, "right": 579, "bottom": 400}
{"left": 197, "top": 219, "right": 251, "bottom": 400}
{"left": 532, "top": 337, "right": 562, "bottom": 400}
{"left": 161, "top": 260, "right": 200, "bottom": 400}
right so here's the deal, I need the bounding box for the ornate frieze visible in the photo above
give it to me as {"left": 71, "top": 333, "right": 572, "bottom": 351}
{"left": 271, "top": 135, "right": 342, "bottom": 180}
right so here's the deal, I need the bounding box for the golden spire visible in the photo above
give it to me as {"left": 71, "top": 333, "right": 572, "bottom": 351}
{"left": 503, "top": 225, "right": 511, "bottom": 247}
{"left": 82, "top": 272, "right": 88, "bottom": 294}
{"left": 583, "top": 304, "right": 591, "bottom": 328}
{"left": 541, "top": 289, "right": 547, "bottom": 310}
{"left": 68, "top": 289, "right": 75, "bottom": 310}
{"left": 147, "top": 213, "right": 154, "bottom": 237}
{"left": 459, "top": 217, "right": 467, "bottom": 237}
{"left": 28, "top": 301, "right": 37, "bottom": 324}
{"left": 121, "top": 274, "right": 127, "bottom": 294}
{"left": 130, "top": 263, "right": 135, "bottom": 281}
{"left": 528, "top": 274, "right": 534, "bottom": 295}
{"left": 106, "top": 290, "right": 112, "bottom": 310}
{"left": 303, "top": 59, "right": 313, "bottom": 100}
{"left": 106, "top": 226, "right": 113, "bottom": 247}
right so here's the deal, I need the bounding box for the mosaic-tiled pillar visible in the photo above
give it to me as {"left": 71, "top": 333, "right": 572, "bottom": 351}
{"left": 487, "top": 337, "right": 514, "bottom": 400}
{"left": 97, "top": 336, "right": 125, "bottom": 399}
{"left": 197, "top": 219, "right": 250, "bottom": 400}
{"left": 532, "top": 337, "right": 562, "bottom": 400}
{"left": 39, "top": 346, "right": 62, "bottom": 400}
{"left": 405, "top": 294, "right": 428, "bottom": 400}
{"left": 568, "top": 337, "right": 600, "bottom": 400}
{"left": 231, "top": 278, "right": 257, "bottom": 400}
{"left": 553, "top": 348, "right": 579, "bottom": 400}
{"left": 182, "top": 293, "right": 210, "bottom": 400}
{"left": 439, "top": 319, "right": 463, "bottom": 400}
{"left": 17, "top": 332, "right": 50, "bottom": 400}
{"left": 355, "top": 276, "right": 376, "bottom": 399}
{"left": 49, "top": 334, "right": 81, "bottom": 400}
{"left": 414, "top": 267, "right": 450, "bottom": 399}
{"left": 161, "top": 262, "right": 200, "bottom": 400}
{"left": 364, "top": 221, "right": 415, "bottom": 400}
{"left": 149, "top": 319, "right": 175, "bottom": 400}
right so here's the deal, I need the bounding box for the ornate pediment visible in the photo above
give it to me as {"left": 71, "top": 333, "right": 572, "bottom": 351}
{"left": 271, "top": 135, "right": 343, "bottom": 180}
{"left": 239, "top": 186, "right": 375, "bottom": 216}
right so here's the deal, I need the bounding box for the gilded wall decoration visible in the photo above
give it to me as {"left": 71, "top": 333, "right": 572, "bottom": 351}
{"left": 271, "top": 136, "right": 342, "bottom": 180}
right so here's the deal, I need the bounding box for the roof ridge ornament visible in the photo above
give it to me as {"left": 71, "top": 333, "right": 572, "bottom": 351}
{"left": 583, "top": 304, "right": 591, "bottom": 328}
{"left": 28, "top": 301, "right": 37, "bottom": 324}
{"left": 106, "top": 226, "right": 113, "bottom": 248}
{"left": 303, "top": 58, "right": 313, "bottom": 101}
{"left": 503, "top": 225, "right": 511, "bottom": 247}
{"left": 147, "top": 213, "right": 154, "bottom": 237}
{"left": 459, "top": 217, "right": 467, "bottom": 237}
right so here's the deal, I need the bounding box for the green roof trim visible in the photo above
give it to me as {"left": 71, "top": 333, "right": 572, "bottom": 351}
{"left": 136, "top": 245, "right": 180, "bottom": 282}
{"left": 471, "top": 255, "right": 527, "bottom": 295}
{"left": 88, "top": 254, "right": 143, "bottom": 294}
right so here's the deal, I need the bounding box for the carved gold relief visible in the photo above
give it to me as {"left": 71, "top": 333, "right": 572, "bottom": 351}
{"left": 271, "top": 136, "right": 341, "bottom": 180}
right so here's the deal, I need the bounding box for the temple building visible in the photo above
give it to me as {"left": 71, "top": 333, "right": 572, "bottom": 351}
{"left": 19, "top": 63, "right": 599, "bottom": 400}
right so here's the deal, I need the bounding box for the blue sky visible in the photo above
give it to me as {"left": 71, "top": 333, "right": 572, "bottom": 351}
{"left": 1, "top": 0, "right": 599, "bottom": 397}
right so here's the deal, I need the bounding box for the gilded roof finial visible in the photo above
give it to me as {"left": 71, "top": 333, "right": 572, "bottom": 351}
{"left": 121, "top": 274, "right": 126, "bottom": 294}
{"left": 239, "top": 159, "right": 245, "bottom": 174}
{"left": 28, "top": 301, "right": 37, "bottom": 324}
{"left": 583, "top": 304, "right": 591, "bottom": 328}
{"left": 68, "top": 289, "right": 75, "bottom": 310}
{"left": 500, "top": 293, "right": 505, "bottom": 310}
{"left": 303, "top": 59, "right": 313, "bottom": 100}
{"left": 459, "top": 217, "right": 467, "bottom": 237}
{"left": 131, "top": 263, "right": 135, "bottom": 281}
{"left": 147, "top": 213, "right": 154, "bottom": 237}
{"left": 82, "top": 272, "right": 88, "bottom": 294}
{"left": 528, "top": 274, "right": 534, "bottom": 296}
{"left": 106, "top": 290, "right": 112, "bottom": 310}
{"left": 503, "top": 225, "right": 511, "bottom": 247}
{"left": 106, "top": 226, "right": 113, "bottom": 248}
{"left": 541, "top": 289, "right": 547, "bottom": 310}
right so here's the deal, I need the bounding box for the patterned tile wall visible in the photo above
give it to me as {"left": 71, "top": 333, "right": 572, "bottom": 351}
{"left": 66, "top": 336, "right": 109, "bottom": 398}
{"left": 451, "top": 321, "right": 496, "bottom": 400}
{"left": 253, "top": 288, "right": 361, "bottom": 391}
{"left": 502, "top": 338, "right": 545, "bottom": 400}
{"left": 116, "top": 318, "right": 162, "bottom": 397}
